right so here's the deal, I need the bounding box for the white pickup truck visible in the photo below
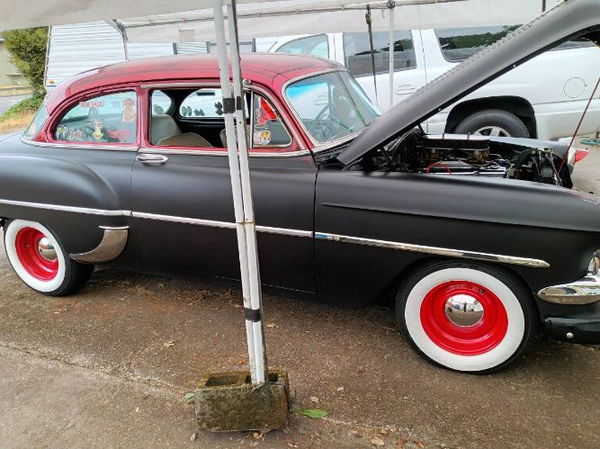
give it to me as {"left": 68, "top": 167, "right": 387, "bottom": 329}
{"left": 270, "top": 27, "right": 600, "bottom": 140}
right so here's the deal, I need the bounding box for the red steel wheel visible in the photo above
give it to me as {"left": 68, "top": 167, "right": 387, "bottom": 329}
{"left": 419, "top": 280, "right": 508, "bottom": 356}
{"left": 14, "top": 227, "right": 59, "bottom": 281}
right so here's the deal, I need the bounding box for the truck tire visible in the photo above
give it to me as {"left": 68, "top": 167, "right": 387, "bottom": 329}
{"left": 454, "top": 109, "right": 530, "bottom": 137}
{"left": 3, "top": 219, "right": 93, "bottom": 296}
{"left": 396, "top": 261, "right": 537, "bottom": 373}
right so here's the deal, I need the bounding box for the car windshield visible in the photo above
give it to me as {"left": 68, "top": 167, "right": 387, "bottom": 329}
{"left": 285, "top": 71, "right": 379, "bottom": 143}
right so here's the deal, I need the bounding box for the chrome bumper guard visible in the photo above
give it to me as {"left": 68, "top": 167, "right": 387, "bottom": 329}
{"left": 537, "top": 274, "right": 600, "bottom": 305}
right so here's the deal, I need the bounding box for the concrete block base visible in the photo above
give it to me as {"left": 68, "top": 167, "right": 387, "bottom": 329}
{"left": 194, "top": 370, "right": 289, "bottom": 432}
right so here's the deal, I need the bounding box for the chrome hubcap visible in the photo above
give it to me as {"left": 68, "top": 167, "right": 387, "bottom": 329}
{"left": 37, "top": 237, "right": 57, "bottom": 262}
{"left": 473, "top": 126, "right": 510, "bottom": 137}
{"left": 444, "top": 294, "right": 485, "bottom": 327}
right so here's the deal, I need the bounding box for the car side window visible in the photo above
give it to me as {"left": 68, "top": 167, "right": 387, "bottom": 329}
{"left": 251, "top": 94, "right": 292, "bottom": 148}
{"left": 275, "top": 35, "right": 329, "bottom": 59}
{"left": 54, "top": 91, "right": 137, "bottom": 144}
{"left": 343, "top": 31, "right": 416, "bottom": 77}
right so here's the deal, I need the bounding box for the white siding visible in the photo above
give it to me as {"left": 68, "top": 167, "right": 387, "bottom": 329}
{"left": 174, "top": 42, "right": 208, "bottom": 54}
{"left": 45, "top": 22, "right": 176, "bottom": 90}
{"left": 45, "top": 21, "right": 125, "bottom": 89}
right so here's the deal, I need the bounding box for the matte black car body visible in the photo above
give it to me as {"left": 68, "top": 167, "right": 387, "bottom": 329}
{"left": 0, "top": 0, "right": 599, "bottom": 369}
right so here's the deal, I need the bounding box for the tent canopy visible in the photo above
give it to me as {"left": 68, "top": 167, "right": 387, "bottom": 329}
{"left": 0, "top": 0, "right": 555, "bottom": 35}
{"left": 119, "top": 0, "right": 550, "bottom": 43}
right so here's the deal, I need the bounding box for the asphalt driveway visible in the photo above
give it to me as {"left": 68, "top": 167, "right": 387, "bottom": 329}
{"left": 0, "top": 146, "right": 599, "bottom": 449}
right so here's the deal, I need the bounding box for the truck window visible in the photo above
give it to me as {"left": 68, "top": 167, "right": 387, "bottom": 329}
{"left": 343, "top": 31, "right": 416, "bottom": 78}
{"left": 436, "top": 26, "right": 596, "bottom": 63}
{"left": 275, "top": 34, "right": 329, "bottom": 59}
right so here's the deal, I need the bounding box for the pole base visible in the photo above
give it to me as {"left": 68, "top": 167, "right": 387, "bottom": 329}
{"left": 194, "top": 370, "right": 289, "bottom": 432}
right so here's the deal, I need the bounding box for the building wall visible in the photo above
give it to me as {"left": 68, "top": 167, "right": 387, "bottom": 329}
{"left": 0, "top": 40, "right": 26, "bottom": 86}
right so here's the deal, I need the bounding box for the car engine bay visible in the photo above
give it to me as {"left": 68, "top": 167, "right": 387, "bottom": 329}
{"left": 351, "top": 128, "right": 573, "bottom": 188}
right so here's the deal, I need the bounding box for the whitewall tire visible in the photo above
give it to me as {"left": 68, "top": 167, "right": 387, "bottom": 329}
{"left": 396, "top": 261, "right": 537, "bottom": 373}
{"left": 3, "top": 219, "right": 93, "bottom": 296}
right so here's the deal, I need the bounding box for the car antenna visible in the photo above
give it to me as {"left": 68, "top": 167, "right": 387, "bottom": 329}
{"left": 558, "top": 75, "right": 600, "bottom": 174}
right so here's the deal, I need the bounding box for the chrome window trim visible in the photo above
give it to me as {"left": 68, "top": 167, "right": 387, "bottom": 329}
{"left": 0, "top": 198, "right": 131, "bottom": 216}
{"left": 314, "top": 232, "right": 550, "bottom": 268}
{"left": 142, "top": 81, "right": 307, "bottom": 154}
{"left": 20, "top": 136, "right": 139, "bottom": 152}
{"left": 281, "top": 68, "right": 370, "bottom": 153}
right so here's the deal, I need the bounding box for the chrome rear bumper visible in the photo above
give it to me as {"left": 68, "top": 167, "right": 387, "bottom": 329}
{"left": 537, "top": 274, "right": 600, "bottom": 305}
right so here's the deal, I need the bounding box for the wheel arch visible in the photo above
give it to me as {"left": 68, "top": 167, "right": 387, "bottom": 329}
{"left": 444, "top": 96, "right": 537, "bottom": 138}
{"left": 380, "top": 256, "right": 540, "bottom": 315}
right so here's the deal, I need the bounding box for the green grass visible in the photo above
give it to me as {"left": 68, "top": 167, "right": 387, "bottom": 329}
{"left": 0, "top": 92, "right": 44, "bottom": 134}
{"left": 0, "top": 92, "right": 44, "bottom": 121}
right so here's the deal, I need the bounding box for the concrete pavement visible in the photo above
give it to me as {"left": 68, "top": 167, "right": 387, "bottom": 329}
{"left": 0, "top": 95, "right": 28, "bottom": 116}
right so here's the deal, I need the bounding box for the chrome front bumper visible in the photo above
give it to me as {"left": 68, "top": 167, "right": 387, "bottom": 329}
{"left": 538, "top": 274, "right": 600, "bottom": 305}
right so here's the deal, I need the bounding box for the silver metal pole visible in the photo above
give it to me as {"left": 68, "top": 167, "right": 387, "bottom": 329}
{"left": 388, "top": 2, "right": 395, "bottom": 109}
{"left": 225, "top": 0, "right": 268, "bottom": 385}
{"left": 212, "top": 0, "right": 260, "bottom": 383}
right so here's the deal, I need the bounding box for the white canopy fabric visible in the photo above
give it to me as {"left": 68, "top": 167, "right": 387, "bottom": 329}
{"left": 0, "top": 0, "right": 263, "bottom": 31}
{"left": 119, "top": 0, "right": 549, "bottom": 43}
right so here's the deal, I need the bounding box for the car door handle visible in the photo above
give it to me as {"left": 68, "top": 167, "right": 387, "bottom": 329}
{"left": 395, "top": 84, "right": 416, "bottom": 95}
{"left": 136, "top": 154, "right": 168, "bottom": 165}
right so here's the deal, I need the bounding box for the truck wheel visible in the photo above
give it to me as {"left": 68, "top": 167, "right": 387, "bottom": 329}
{"left": 396, "top": 261, "right": 537, "bottom": 373}
{"left": 454, "top": 109, "right": 530, "bottom": 137}
{"left": 3, "top": 219, "right": 93, "bottom": 296}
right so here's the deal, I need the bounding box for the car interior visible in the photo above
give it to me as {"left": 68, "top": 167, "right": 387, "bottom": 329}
{"left": 149, "top": 88, "right": 292, "bottom": 149}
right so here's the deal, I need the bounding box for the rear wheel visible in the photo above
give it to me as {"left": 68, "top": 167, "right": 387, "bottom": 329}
{"left": 3, "top": 219, "right": 93, "bottom": 296}
{"left": 396, "top": 261, "right": 537, "bottom": 373}
{"left": 454, "top": 109, "right": 530, "bottom": 138}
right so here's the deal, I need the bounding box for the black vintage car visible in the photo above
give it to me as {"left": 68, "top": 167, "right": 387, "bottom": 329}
{"left": 1, "top": 0, "right": 599, "bottom": 372}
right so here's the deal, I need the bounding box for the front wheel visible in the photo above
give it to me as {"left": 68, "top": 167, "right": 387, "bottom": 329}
{"left": 396, "top": 261, "right": 537, "bottom": 373}
{"left": 3, "top": 219, "right": 93, "bottom": 296}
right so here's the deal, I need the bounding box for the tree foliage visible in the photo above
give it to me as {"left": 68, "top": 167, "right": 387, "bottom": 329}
{"left": 2, "top": 27, "right": 48, "bottom": 93}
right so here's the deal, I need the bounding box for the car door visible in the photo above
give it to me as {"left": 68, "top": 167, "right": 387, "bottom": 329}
{"left": 341, "top": 30, "right": 427, "bottom": 111}
{"left": 129, "top": 83, "right": 317, "bottom": 293}
{"left": 30, "top": 88, "right": 139, "bottom": 253}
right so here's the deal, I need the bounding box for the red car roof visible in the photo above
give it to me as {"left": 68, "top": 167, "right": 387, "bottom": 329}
{"left": 45, "top": 53, "right": 343, "bottom": 113}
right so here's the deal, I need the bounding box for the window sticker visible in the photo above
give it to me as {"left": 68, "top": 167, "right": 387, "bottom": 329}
{"left": 79, "top": 100, "right": 105, "bottom": 108}
{"left": 107, "top": 129, "right": 133, "bottom": 141}
{"left": 68, "top": 128, "right": 83, "bottom": 141}
{"left": 253, "top": 130, "right": 272, "bottom": 146}
{"left": 91, "top": 120, "right": 104, "bottom": 141}
{"left": 56, "top": 124, "right": 69, "bottom": 140}
{"left": 121, "top": 98, "right": 136, "bottom": 123}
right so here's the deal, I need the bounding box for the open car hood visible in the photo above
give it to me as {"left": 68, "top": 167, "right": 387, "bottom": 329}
{"left": 338, "top": 0, "right": 600, "bottom": 165}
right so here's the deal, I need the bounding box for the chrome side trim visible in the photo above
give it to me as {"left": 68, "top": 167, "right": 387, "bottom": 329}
{"left": 314, "top": 232, "right": 550, "bottom": 268}
{"left": 132, "top": 211, "right": 313, "bottom": 237}
{"left": 0, "top": 198, "right": 131, "bottom": 217}
{"left": 20, "top": 136, "right": 139, "bottom": 152}
{"left": 71, "top": 226, "right": 129, "bottom": 263}
{"left": 132, "top": 211, "right": 236, "bottom": 229}
{"left": 139, "top": 147, "right": 311, "bottom": 158}
{"left": 538, "top": 274, "right": 600, "bottom": 305}
{"left": 255, "top": 225, "right": 312, "bottom": 238}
